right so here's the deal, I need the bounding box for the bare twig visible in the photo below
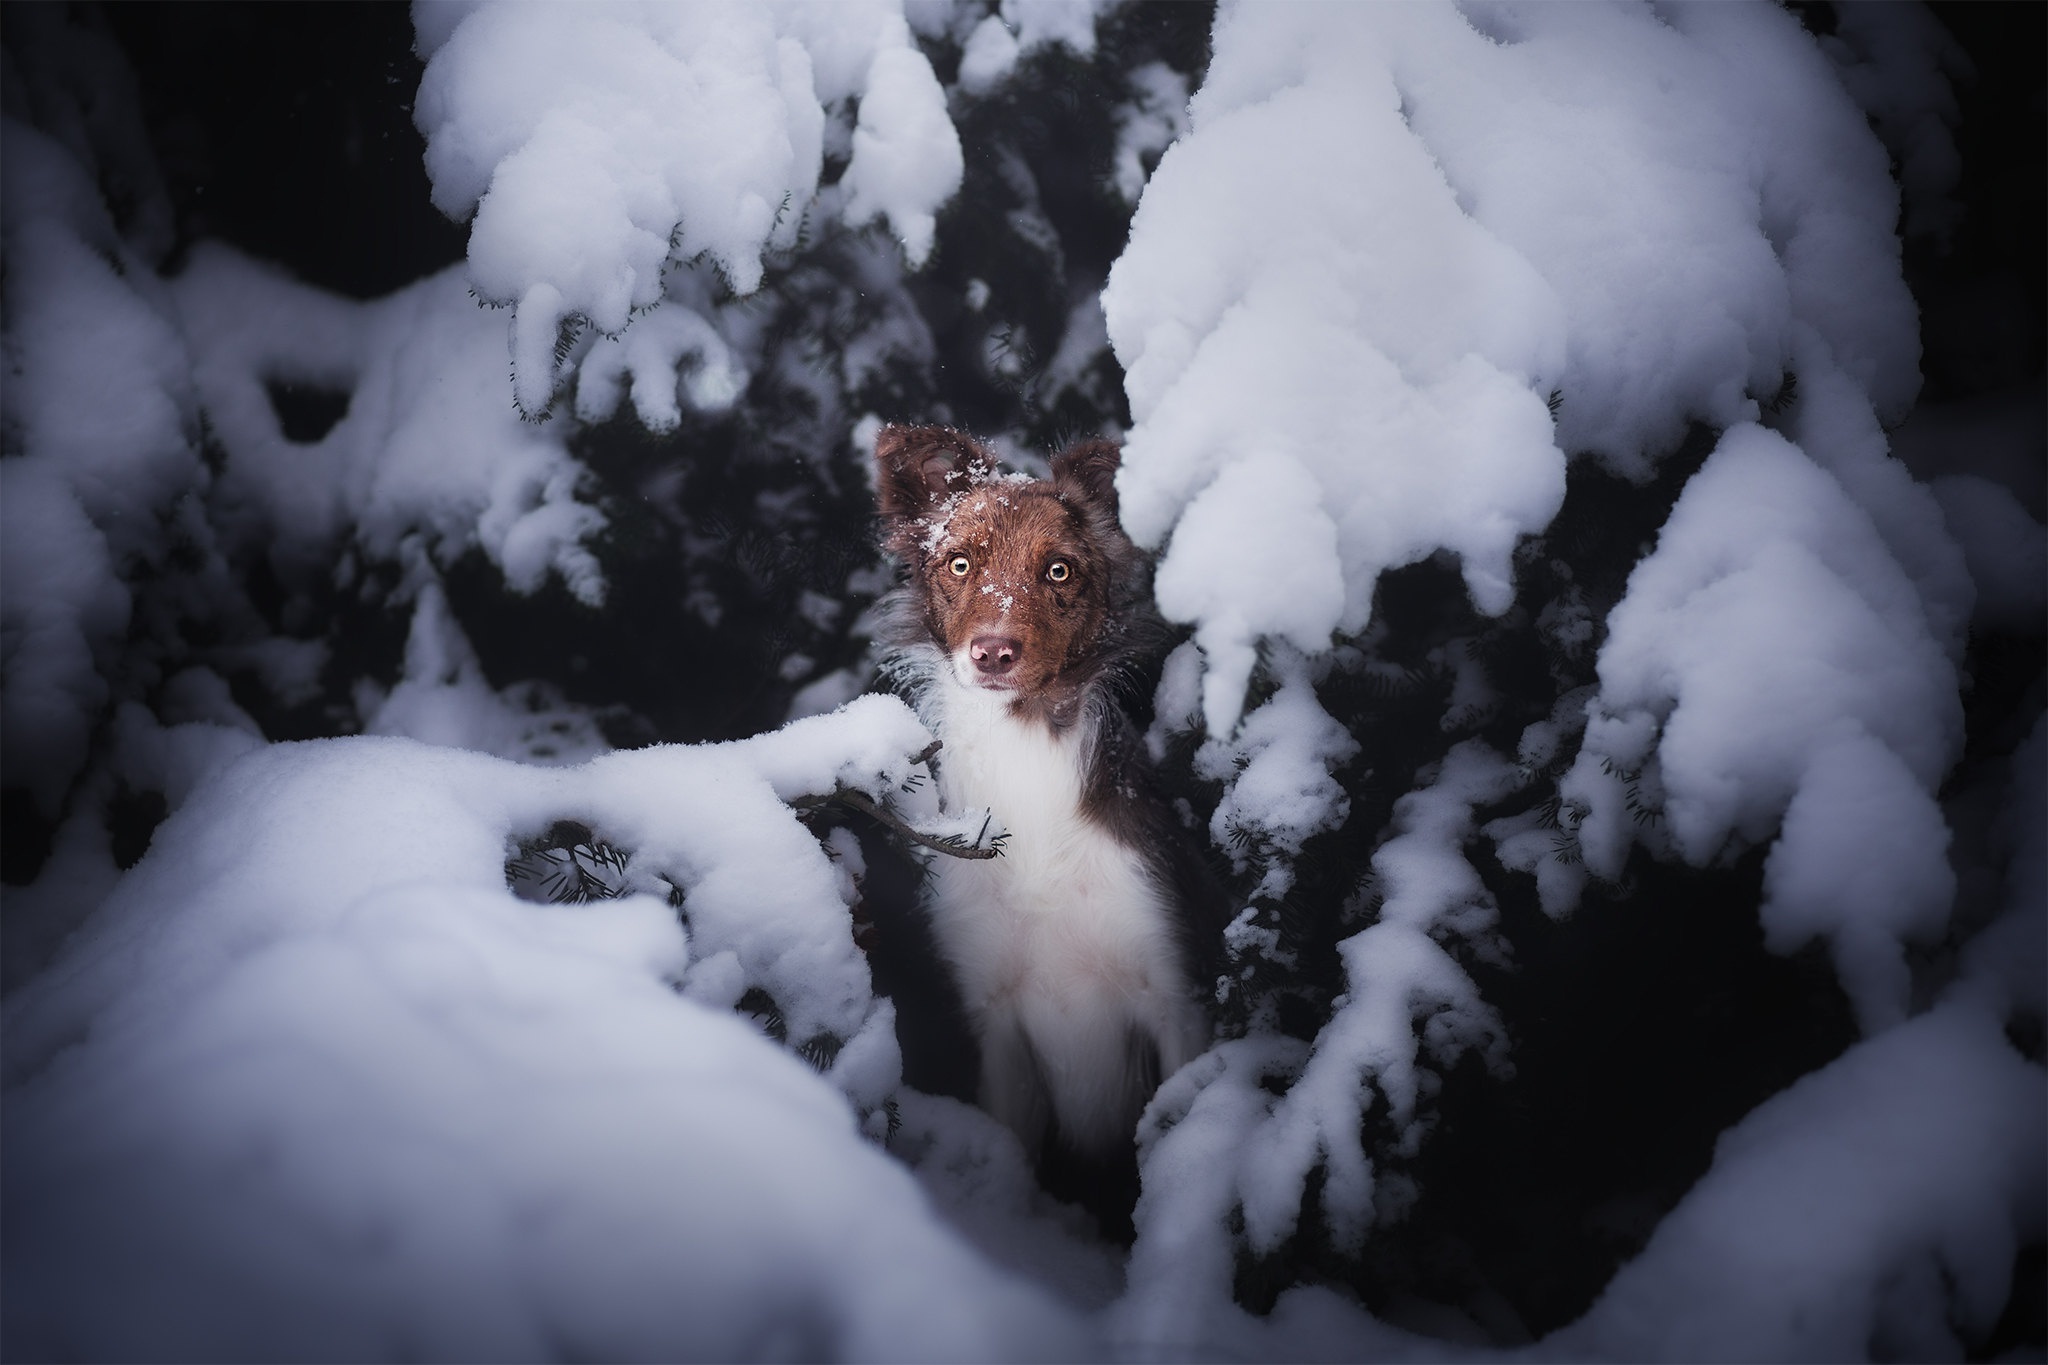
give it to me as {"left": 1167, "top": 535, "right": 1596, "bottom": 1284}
{"left": 792, "top": 785, "right": 1004, "bottom": 860}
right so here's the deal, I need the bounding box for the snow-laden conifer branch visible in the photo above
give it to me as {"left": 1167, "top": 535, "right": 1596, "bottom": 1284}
{"left": 1106, "top": 3, "right": 2043, "bottom": 1349}
{"left": 792, "top": 766, "right": 1011, "bottom": 862}
{"left": 412, "top": 2, "right": 962, "bottom": 419}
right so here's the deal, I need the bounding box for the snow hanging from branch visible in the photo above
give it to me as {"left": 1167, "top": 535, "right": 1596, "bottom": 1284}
{"left": 172, "top": 244, "right": 610, "bottom": 606}
{"left": 1105, "top": 3, "right": 1569, "bottom": 738}
{"left": 1, "top": 116, "right": 199, "bottom": 815}
{"left": 1104, "top": 1, "right": 1934, "bottom": 740}
{"left": 1099, "top": 3, "right": 2031, "bottom": 1347}
{"left": 412, "top": 0, "right": 963, "bottom": 417}
{"left": 1557, "top": 424, "right": 1965, "bottom": 1033}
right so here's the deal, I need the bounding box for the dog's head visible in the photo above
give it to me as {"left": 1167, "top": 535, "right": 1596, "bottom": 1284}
{"left": 874, "top": 424, "right": 1137, "bottom": 701}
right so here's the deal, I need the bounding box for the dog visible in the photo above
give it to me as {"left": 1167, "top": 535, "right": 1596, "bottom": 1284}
{"left": 872, "top": 424, "right": 1221, "bottom": 1231}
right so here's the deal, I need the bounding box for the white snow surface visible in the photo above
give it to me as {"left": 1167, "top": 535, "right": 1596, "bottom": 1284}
{"left": 412, "top": 0, "right": 962, "bottom": 415}
{"left": 2, "top": 697, "right": 1090, "bottom": 1361}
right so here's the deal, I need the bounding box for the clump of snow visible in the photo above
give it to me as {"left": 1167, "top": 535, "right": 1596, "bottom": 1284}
{"left": 1114, "top": 1036, "right": 1309, "bottom": 1354}
{"left": 1105, "top": 3, "right": 1569, "bottom": 736}
{"left": 957, "top": 14, "right": 1022, "bottom": 96}
{"left": 1817, "top": 1, "right": 1970, "bottom": 245}
{"left": 1111, "top": 1035, "right": 1468, "bottom": 1362}
{"left": 172, "top": 244, "right": 609, "bottom": 605}
{"left": 1197, "top": 653, "right": 1357, "bottom": 890}
{"left": 1235, "top": 741, "right": 1519, "bottom": 1256}
{"left": 1153, "top": 456, "right": 1349, "bottom": 734}
{"left": 1928, "top": 474, "right": 2048, "bottom": 632}
{"left": 1784, "top": 335, "right": 1975, "bottom": 660}
{"left": 413, "top": 2, "right": 962, "bottom": 415}
{"left": 840, "top": 15, "right": 963, "bottom": 269}
{"left": 0, "top": 116, "right": 199, "bottom": 813}
{"left": 1107, "top": 1, "right": 1928, "bottom": 738}
{"left": 574, "top": 296, "right": 746, "bottom": 432}
{"left": 2, "top": 697, "right": 1091, "bottom": 1359}
{"left": 359, "top": 574, "right": 608, "bottom": 765}
{"left": 1439, "top": 0, "right": 1921, "bottom": 459}
{"left": 1758, "top": 735, "right": 1954, "bottom": 1031}
{"left": 1002, "top": 0, "right": 1108, "bottom": 60}
{"left": 1559, "top": 425, "right": 1962, "bottom": 1032}
{"left": 1112, "top": 61, "right": 1190, "bottom": 204}
{"left": 957, "top": 0, "right": 1113, "bottom": 95}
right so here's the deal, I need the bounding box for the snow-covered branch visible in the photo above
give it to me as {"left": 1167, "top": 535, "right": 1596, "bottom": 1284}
{"left": 413, "top": 1, "right": 963, "bottom": 417}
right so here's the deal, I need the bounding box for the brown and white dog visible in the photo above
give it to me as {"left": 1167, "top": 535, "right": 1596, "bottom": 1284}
{"left": 872, "top": 424, "right": 1219, "bottom": 1223}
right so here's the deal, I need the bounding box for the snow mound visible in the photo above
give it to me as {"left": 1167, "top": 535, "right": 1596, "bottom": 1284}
{"left": 2, "top": 697, "right": 1088, "bottom": 1359}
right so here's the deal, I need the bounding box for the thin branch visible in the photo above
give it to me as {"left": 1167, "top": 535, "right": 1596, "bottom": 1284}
{"left": 792, "top": 785, "right": 1004, "bottom": 860}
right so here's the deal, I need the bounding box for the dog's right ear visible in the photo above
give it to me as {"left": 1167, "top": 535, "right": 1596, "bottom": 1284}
{"left": 874, "top": 425, "right": 994, "bottom": 519}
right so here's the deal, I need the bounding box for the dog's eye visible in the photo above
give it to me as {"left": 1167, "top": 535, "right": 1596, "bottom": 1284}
{"left": 1046, "top": 561, "right": 1071, "bottom": 583}
{"left": 948, "top": 555, "right": 971, "bottom": 576}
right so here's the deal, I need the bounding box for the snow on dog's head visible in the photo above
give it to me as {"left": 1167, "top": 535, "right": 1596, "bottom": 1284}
{"left": 873, "top": 424, "right": 1142, "bottom": 708}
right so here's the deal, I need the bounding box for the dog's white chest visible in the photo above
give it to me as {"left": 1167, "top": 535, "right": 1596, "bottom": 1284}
{"left": 929, "top": 686, "right": 1160, "bottom": 980}
{"left": 924, "top": 681, "right": 1201, "bottom": 1152}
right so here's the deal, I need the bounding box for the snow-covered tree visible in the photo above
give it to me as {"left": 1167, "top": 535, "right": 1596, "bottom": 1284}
{"left": 3, "top": 2, "right": 2040, "bottom": 1359}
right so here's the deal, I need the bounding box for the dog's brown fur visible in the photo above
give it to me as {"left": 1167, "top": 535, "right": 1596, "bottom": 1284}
{"left": 872, "top": 424, "right": 1225, "bottom": 1238}
{"left": 875, "top": 425, "right": 1143, "bottom": 728}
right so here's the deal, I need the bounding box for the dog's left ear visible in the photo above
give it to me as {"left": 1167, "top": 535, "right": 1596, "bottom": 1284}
{"left": 1052, "top": 438, "right": 1122, "bottom": 517}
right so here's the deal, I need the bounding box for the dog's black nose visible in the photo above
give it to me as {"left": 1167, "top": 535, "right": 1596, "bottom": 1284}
{"left": 970, "top": 635, "right": 1022, "bottom": 675}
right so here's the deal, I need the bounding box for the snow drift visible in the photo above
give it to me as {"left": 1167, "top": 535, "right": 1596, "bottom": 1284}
{"left": 3, "top": 700, "right": 1089, "bottom": 1361}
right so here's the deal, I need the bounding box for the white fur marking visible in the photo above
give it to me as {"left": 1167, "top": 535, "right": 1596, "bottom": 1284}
{"left": 924, "top": 673, "right": 1203, "bottom": 1156}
